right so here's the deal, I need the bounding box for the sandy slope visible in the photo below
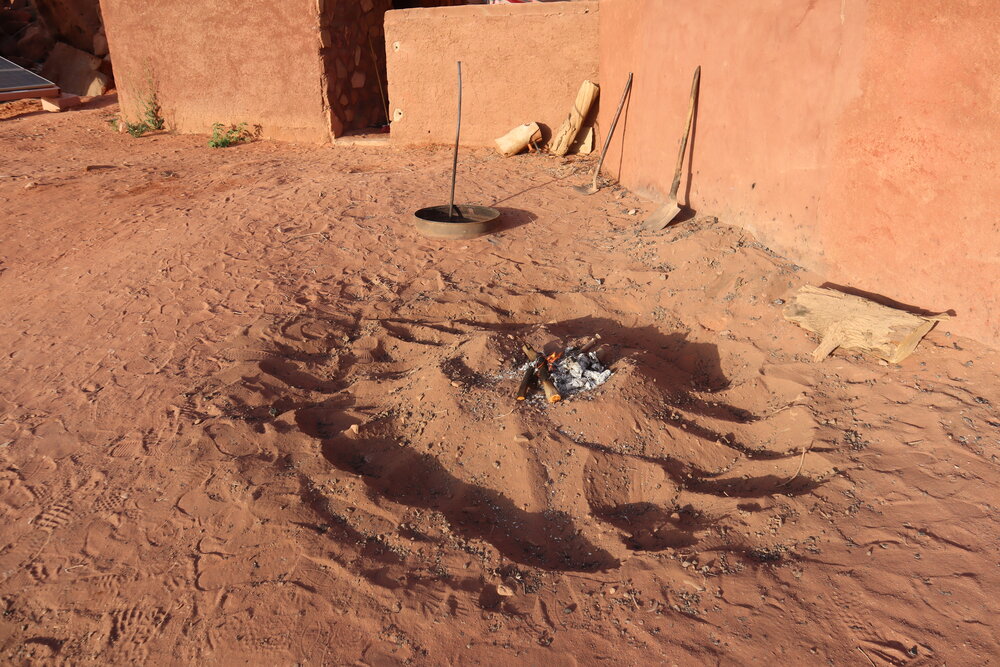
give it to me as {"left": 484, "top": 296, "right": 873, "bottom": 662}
{"left": 0, "top": 97, "right": 998, "bottom": 665}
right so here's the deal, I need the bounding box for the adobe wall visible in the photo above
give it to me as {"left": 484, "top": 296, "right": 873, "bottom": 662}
{"left": 600, "top": 0, "right": 999, "bottom": 347}
{"left": 384, "top": 2, "right": 599, "bottom": 147}
{"left": 99, "top": 0, "right": 331, "bottom": 143}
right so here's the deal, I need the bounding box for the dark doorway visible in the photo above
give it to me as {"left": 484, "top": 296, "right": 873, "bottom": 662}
{"left": 319, "top": 1, "right": 479, "bottom": 139}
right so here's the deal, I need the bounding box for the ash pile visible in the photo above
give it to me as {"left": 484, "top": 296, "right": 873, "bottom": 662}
{"left": 550, "top": 350, "right": 611, "bottom": 396}
{"left": 515, "top": 335, "right": 611, "bottom": 404}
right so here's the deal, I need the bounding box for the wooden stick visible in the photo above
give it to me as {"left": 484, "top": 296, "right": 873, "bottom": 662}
{"left": 449, "top": 61, "right": 462, "bottom": 220}
{"left": 522, "top": 345, "right": 561, "bottom": 403}
{"left": 577, "top": 333, "right": 602, "bottom": 355}
{"left": 857, "top": 647, "right": 877, "bottom": 667}
{"left": 367, "top": 34, "right": 389, "bottom": 125}
{"left": 515, "top": 361, "right": 540, "bottom": 401}
{"left": 587, "top": 73, "right": 632, "bottom": 191}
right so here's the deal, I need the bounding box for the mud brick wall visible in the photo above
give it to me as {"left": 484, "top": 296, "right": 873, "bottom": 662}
{"left": 320, "top": 0, "right": 392, "bottom": 136}
{"left": 600, "top": 0, "right": 1000, "bottom": 347}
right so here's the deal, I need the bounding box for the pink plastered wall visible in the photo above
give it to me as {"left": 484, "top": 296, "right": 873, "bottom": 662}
{"left": 600, "top": 0, "right": 999, "bottom": 347}
{"left": 100, "top": 0, "right": 332, "bottom": 143}
{"left": 384, "top": 2, "right": 599, "bottom": 147}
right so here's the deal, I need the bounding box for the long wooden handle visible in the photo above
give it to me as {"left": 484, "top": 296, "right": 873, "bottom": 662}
{"left": 590, "top": 72, "right": 633, "bottom": 188}
{"left": 668, "top": 66, "right": 700, "bottom": 199}
{"left": 449, "top": 61, "right": 462, "bottom": 220}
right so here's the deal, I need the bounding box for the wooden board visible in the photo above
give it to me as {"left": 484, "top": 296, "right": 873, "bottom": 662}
{"left": 0, "top": 87, "right": 60, "bottom": 103}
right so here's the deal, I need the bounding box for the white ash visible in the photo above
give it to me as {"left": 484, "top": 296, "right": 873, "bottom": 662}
{"left": 550, "top": 351, "right": 612, "bottom": 396}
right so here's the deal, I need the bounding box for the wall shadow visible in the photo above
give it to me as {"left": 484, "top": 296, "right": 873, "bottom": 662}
{"left": 295, "top": 409, "right": 619, "bottom": 573}
{"left": 250, "top": 309, "right": 832, "bottom": 566}
{"left": 820, "top": 282, "right": 956, "bottom": 318}
{"left": 493, "top": 207, "right": 537, "bottom": 234}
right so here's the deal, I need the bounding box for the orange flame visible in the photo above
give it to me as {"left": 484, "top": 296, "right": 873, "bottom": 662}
{"left": 545, "top": 351, "right": 562, "bottom": 369}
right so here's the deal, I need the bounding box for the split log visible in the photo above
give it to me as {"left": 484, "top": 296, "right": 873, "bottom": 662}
{"left": 495, "top": 122, "right": 541, "bottom": 157}
{"left": 783, "top": 285, "right": 946, "bottom": 363}
{"left": 575, "top": 125, "right": 595, "bottom": 154}
{"left": 549, "top": 80, "right": 599, "bottom": 157}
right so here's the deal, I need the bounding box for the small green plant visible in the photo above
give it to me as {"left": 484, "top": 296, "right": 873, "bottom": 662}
{"left": 110, "top": 89, "right": 164, "bottom": 138}
{"left": 125, "top": 120, "right": 151, "bottom": 137}
{"left": 208, "top": 122, "right": 259, "bottom": 148}
{"left": 141, "top": 93, "right": 164, "bottom": 131}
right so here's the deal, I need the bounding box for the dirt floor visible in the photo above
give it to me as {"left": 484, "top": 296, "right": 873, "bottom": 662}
{"left": 1, "top": 96, "right": 998, "bottom": 665}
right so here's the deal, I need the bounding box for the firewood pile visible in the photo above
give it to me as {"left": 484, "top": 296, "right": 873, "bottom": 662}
{"left": 515, "top": 335, "right": 611, "bottom": 403}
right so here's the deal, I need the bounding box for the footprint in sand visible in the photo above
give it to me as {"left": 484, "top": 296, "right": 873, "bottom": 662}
{"left": 203, "top": 422, "right": 257, "bottom": 457}
{"left": 32, "top": 421, "right": 80, "bottom": 459}
{"left": 350, "top": 335, "right": 386, "bottom": 364}
{"left": 109, "top": 433, "right": 145, "bottom": 458}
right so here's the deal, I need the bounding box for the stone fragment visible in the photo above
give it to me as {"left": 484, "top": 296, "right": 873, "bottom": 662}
{"left": 41, "top": 93, "right": 81, "bottom": 112}
{"left": 92, "top": 27, "right": 108, "bottom": 57}
{"left": 40, "top": 41, "right": 109, "bottom": 96}
{"left": 16, "top": 24, "right": 54, "bottom": 63}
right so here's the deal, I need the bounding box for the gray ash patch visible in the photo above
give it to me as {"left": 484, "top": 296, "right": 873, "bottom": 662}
{"left": 550, "top": 351, "right": 612, "bottom": 397}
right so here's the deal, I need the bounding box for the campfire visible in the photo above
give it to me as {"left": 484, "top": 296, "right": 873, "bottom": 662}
{"left": 516, "top": 335, "right": 611, "bottom": 403}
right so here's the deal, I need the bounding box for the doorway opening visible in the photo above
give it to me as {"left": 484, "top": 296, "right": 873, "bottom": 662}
{"left": 320, "top": 0, "right": 479, "bottom": 144}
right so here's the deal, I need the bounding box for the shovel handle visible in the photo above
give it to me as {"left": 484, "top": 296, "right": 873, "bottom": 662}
{"left": 590, "top": 72, "right": 633, "bottom": 189}
{"left": 668, "top": 66, "right": 700, "bottom": 200}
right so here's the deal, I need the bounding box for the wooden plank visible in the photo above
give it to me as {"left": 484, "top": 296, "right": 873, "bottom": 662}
{"left": 0, "top": 87, "right": 61, "bottom": 103}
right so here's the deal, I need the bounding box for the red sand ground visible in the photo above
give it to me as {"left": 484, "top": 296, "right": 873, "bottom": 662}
{"left": 1, "top": 97, "right": 998, "bottom": 665}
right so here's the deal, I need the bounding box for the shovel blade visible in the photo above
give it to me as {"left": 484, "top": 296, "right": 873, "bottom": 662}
{"left": 572, "top": 183, "right": 599, "bottom": 195}
{"left": 641, "top": 200, "right": 681, "bottom": 232}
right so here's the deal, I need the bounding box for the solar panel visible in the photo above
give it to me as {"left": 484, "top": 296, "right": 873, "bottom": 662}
{"left": 0, "top": 56, "right": 58, "bottom": 94}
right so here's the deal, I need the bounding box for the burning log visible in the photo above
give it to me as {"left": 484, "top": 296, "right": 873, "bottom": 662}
{"left": 521, "top": 345, "right": 561, "bottom": 403}
{"left": 515, "top": 335, "right": 612, "bottom": 403}
{"left": 515, "top": 359, "right": 540, "bottom": 401}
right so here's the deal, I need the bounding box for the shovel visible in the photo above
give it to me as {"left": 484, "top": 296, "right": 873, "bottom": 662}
{"left": 642, "top": 66, "right": 700, "bottom": 232}
{"left": 573, "top": 72, "right": 633, "bottom": 195}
